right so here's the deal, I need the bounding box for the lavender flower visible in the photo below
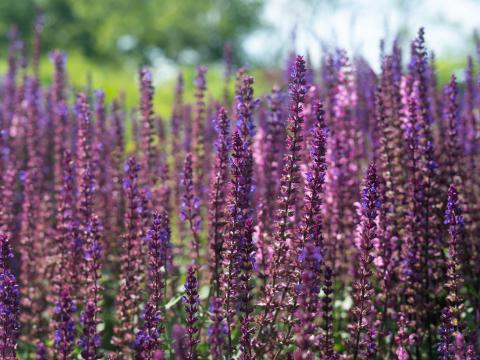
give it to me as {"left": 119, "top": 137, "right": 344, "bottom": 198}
{"left": 293, "top": 100, "right": 327, "bottom": 357}
{"left": 84, "top": 214, "right": 103, "bottom": 304}
{"left": 181, "top": 153, "right": 202, "bottom": 260}
{"left": 56, "top": 152, "right": 81, "bottom": 295}
{"left": 238, "top": 218, "right": 255, "bottom": 360}
{"left": 183, "top": 264, "right": 199, "bottom": 360}
{"left": 208, "top": 107, "right": 230, "bottom": 296}
{"left": 348, "top": 163, "right": 379, "bottom": 360}
{"left": 293, "top": 242, "right": 322, "bottom": 359}
{"left": 139, "top": 68, "right": 155, "bottom": 187}
{"left": 134, "top": 303, "right": 162, "bottom": 360}
{"left": 135, "top": 211, "right": 170, "bottom": 358}
{"left": 79, "top": 214, "right": 103, "bottom": 360}
{"left": 221, "top": 129, "right": 255, "bottom": 357}
{"left": 53, "top": 285, "right": 76, "bottom": 359}
{"left": 79, "top": 301, "right": 101, "bottom": 359}
{"left": 114, "top": 156, "right": 143, "bottom": 352}
{"left": 438, "top": 185, "right": 467, "bottom": 359}
{"left": 258, "top": 55, "right": 307, "bottom": 351}
{"left": 300, "top": 100, "right": 327, "bottom": 249}
{"left": 208, "top": 297, "right": 225, "bottom": 358}
{"left": 19, "top": 159, "right": 42, "bottom": 341}
{"left": 75, "top": 93, "right": 95, "bottom": 227}
{"left": 322, "top": 264, "right": 338, "bottom": 360}
{"left": 0, "top": 233, "right": 19, "bottom": 359}
{"left": 236, "top": 74, "right": 256, "bottom": 145}
{"left": 443, "top": 76, "right": 463, "bottom": 187}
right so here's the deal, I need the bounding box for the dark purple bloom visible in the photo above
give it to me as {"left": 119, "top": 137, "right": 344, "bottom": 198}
{"left": 235, "top": 74, "right": 256, "bottom": 145}
{"left": 53, "top": 285, "right": 76, "bottom": 359}
{"left": 84, "top": 214, "right": 103, "bottom": 305}
{"left": 79, "top": 301, "right": 101, "bottom": 359}
{"left": 301, "top": 100, "right": 327, "bottom": 249}
{"left": 256, "top": 86, "right": 287, "bottom": 278}
{"left": 208, "top": 297, "right": 225, "bottom": 358}
{"left": 322, "top": 264, "right": 338, "bottom": 359}
{"left": 79, "top": 214, "right": 103, "bottom": 360}
{"left": 348, "top": 163, "right": 379, "bottom": 360}
{"left": 443, "top": 75, "right": 463, "bottom": 187}
{"left": 139, "top": 68, "right": 155, "bottom": 187}
{"left": 221, "top": 128, "right": 255, "bottom": 357}
{"left": 134, "top": 303, "right": 162, "bottom": 360}
{"left": 0, "top": 233, "right": 19, "bottom": 358}
{"left": 258, "top": 55, "right": 307, "bottom": 351}
{"left": 134, "top": 210, "right": 170, "bottom": 358}
{"left": 238, "top": 218, "right": 255, "bottom": 360}
{"left": 438, "top": 185, "right": 469, "bottom": 359}
{"left": 75, "top": 93, "right": 95, "bottom": 228}
{"left": 208, "top": 107, "right": 230, "bottom": 296}
{"left": 114, "top": 156, "right": 143, "bottom": 352}
{"left": 293, "top": 100, "right": 327, "bottom": 357}
{"left": 183, "top": 264, "right": 199, "bottom": 360}
{"left": 181, "top": 152, "right": 202, "bottom": 261}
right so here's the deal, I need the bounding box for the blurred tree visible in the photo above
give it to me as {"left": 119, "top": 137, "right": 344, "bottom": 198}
{"left": 0, "top": 0, "right": 263, "bottom": 64}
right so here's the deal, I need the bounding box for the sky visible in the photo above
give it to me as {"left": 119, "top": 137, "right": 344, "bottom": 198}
{"left": 244, "top": 0, "right": 480, "bottom": 71}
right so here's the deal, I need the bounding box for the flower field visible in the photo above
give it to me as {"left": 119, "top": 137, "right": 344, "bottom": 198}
{"left": 0, "top": 23, "right": 479, "bottom": 359}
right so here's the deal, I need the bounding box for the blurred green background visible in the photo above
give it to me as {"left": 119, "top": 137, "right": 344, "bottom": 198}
{"left": 0, "top": 0, "right": 479, "bottom": 116}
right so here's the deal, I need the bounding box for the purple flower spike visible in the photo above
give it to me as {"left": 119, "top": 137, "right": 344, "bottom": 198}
{"left": 183, "top": 264, "right": 199, "bottom": 360}
{"left": 114, "top": 156, "right": 143, "bottom": 352}
{"left": 259, "top": 55, "right": 308, "bottom": 351}
{"left": 53, "top": 285, "right": 76, "bottom": 359}
{"left": 348, "top": 163, "right": 379, "bottom": 360}
{"left": 0, "top": 233, "right": 19, "bottom": 358}
{"left": 208, "top": 297, "right": 225, "bottom": 359}
{"left": 134, "top": 303, "right": 162, "bottom": 360}
{"left": 79, "top": 301, "right": 101, "bottom": 359}
{"left": 208, "top": 107, "right": 230, "bottom": 296}
{"left": 181, "top": 153, "right": 202, "bottom": 261}
{"left": 134, "top": 210, "right": 170, "bottom": 358}
{"left": 294, "top": 100, "right": 328, "bottom": 357}
{"left": 438, "top": 185, "right": 472, "bottom": 359}
{"left": 139, "top": 68, "right": 155, "bottom": 186}
{"left": 79, "top": 214, "right": 103, "bottom": 360}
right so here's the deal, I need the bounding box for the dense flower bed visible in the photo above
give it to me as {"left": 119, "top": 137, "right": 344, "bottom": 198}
{"left": 0, "top": 24, "right": 479, "bottom": 359}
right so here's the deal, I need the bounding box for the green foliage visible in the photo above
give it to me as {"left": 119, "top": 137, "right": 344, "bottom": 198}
{"left": 0, "top": 0, "right": 263, "bottom": 64}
